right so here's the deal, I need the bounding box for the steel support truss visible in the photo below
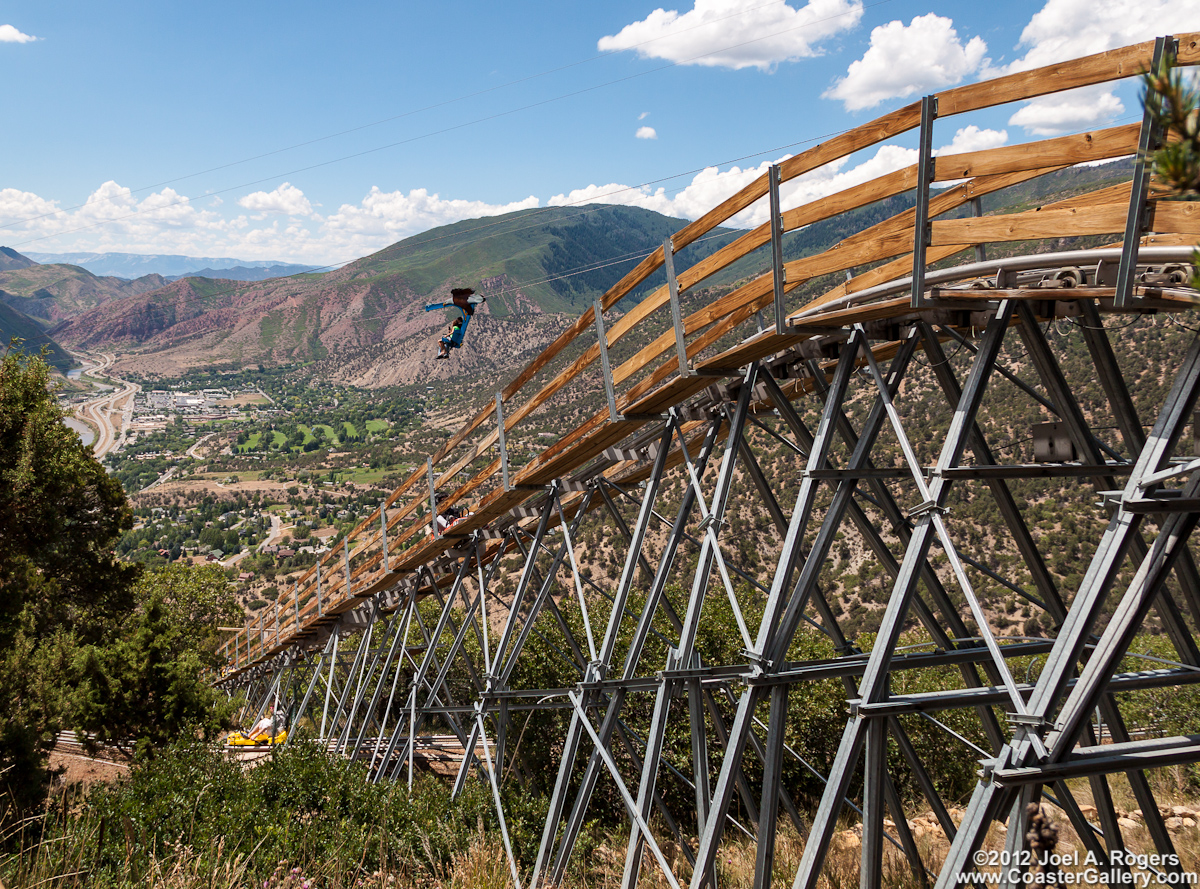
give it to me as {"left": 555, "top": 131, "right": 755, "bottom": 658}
{"left": 222, "top": 295, "right": 1200, "bottom": 889}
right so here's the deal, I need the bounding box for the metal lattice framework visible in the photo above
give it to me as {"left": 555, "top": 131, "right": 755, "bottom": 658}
{"left": 218, "top": 33, "right": 1200, "bottom": 889}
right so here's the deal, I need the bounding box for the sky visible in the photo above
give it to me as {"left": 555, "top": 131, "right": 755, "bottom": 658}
{"left": 2, "top": 0, "right": 1199, "bottom": 268}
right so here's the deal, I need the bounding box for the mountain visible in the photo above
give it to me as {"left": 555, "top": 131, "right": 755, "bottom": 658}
{"left": 47, "top": 161, "right": 1142, "bottom": 382}
{"left": 0, "top": 264, "right": 169, "bottom": 328}
{"left": 354, "top": 204, "right": 741, "bottom": 316}
{"left": 23, "top": 252, "right": 317, "bottom": 281}
{"left": 51, "top": 205, "right": 743, "bottom": 374}
{"left": 165, "top": 265, "right": 318, "bottom": 283}
{"left": 0, "top": 300, "right": 73, "bottom": 373}
{"left": 0, "top": 247, "right": 37, "bottom": 271}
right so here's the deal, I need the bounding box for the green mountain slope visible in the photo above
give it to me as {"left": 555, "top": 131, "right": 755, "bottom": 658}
{"left": 0, "top": 263, "right": 170, "bottom": 328}
{"left": 51, "top": 161, "right": 1146, "bottom": 377}
{"left": 53, "top": 205, "right": 742, "bottom": 369}
{"left": 0, "top": 247, "right": 37, "bottom": 271}
{"left": 338, "top": 204, "right": 741, "bottom": 316}
{"left": 0, "top": 300, "right": 73, "bottom": 373}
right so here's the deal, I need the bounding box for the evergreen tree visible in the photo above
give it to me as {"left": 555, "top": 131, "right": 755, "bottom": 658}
{"left": 0, "top": 346, "right": 136, "bottom": 813}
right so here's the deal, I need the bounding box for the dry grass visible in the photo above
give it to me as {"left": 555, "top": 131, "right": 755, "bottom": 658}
{"left": 8, "top": 771, "right": 1200, "bottom": 889}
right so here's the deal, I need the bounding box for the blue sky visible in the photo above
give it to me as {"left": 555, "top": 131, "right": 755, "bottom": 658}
{"left": 2, "top": 0, "right": 1198, "bottom": 266}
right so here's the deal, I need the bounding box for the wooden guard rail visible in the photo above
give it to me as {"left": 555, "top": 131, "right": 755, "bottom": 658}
{"left": 219, "top": 32, "right": 1200, "bottom": 679}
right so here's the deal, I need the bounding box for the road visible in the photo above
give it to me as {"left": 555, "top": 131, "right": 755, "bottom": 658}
{"left": 259, "top": 513, "right": 286, "bottom": 549}
{"left": 221, "top": 513, "right": 286, "bottom": 568}
{"left": 73, "top": 351, "right": 139, "bottom": 459}
{"left": 186, "top": 432, "right": 216, "bottom": 459}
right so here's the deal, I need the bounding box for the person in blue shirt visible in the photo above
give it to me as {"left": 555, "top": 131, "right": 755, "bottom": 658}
{"left": 432, "top": 288, "right": 484, "bottom": 359}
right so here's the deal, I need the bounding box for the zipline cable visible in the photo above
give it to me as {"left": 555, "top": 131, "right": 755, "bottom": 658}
{"left": 4, "top": 0, "right": 890, "bottom": 246}
{"left": 3, "top": 0, "right": 867, "bottom": 228}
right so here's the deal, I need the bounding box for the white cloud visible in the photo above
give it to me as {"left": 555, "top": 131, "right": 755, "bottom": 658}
{"left": 638, "top": 111, "right": 651, "bottom": 120}
{"left": 237, "top": 182, "right": 314, "bottom": 217}
{"left": 550, "top": 126, "right": 1002, "bottom": 230}
{"left": 1007, "top": 85, "right": 1124, "bottom": 136}
{"left": 636, "top": 126, "right": 658, "bottom": 140}
{"left": 599, "top": 0, "right": 863, "bottom": 71}
{"left": 935, "top": 126, "right": 1008, "bottom": 156}
{"left": 825, "top": 14, "right": 987, "bottom": 111}
{"left": 0, "top": 24, "right": 36, "bottom": 43}
{"left": 0, "top": 188, "right": 62, "bottom": 232}
{"left": 323, "top": 187, "right": 539, "bottom": 243}
{"left": 0, "top": 126, "right": 1001, "bottom": 267}
{"left": 997, "top": 0, "right": 1200, "bottom": 134}
{"left": 0, "top": 178, "right": 546, "bottom": 265}
{"left": 1004, "top": 0, "right": 1200, "bottom": 74}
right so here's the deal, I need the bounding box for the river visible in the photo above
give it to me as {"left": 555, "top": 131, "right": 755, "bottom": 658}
{"left": 63, "top": 417, "right": 95, "bottom": 447}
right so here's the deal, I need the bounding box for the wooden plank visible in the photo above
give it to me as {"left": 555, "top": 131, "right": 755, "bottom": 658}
{"left": 795, "top": 165, "right": 1113, "bottom": 316}
{"left": 681, "top": 226, "right": 771, "bottom": 292}
{"left": 777, "top": 103, "right": 923, "bottom": 184}
{"left": 930, "top": 201, "right": 1129, "bottom": 245}
{"left": 678, "top": 165, "right": 921, "bottom": 294}
{"left": 807, "top": 244, "right": 968, "bottom": 310}
{"left": 516, "top": 417, "right": 643, "bottom": 487}
{"left": 623, "top": 374, "right": 717, "bottom": 417}
{"left": 782, "top": 166, "right": 919, "bottom": 230}
{"left": 618, "top": 283, "right": 782, "bottom": 406}
{"left": 791, "top": 295, "right": 914, "bottom": 329}
{"left": 500, "top": 245, "right": 666, "bottom": 402}
{"left": 1141, "top": 232, "right": 1200, "bottom": 248}
{"left": 1153, "top": 201, "right": 1200, "bottom": 235}
{"left": 932, "top": 125, "right": 1138, "bottom": 182}
{"left": 1181, "top": 33, "right": 1200, "bottom": 65}
{"left": 936, "top": 38, "right": 1164, "bottom": 117}
{"left": 668, "top": 103, "right": 921, "bottom": 255}
{"left": 694, "top": 330, "right": 810, "bottom": 374}
{"left": 614, "top": 276, "right": 773, "bottom": 386}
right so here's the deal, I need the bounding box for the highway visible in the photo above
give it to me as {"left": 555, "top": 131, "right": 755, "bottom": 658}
{"left": 72, "top": 351, "right": 139, "bottom": 459}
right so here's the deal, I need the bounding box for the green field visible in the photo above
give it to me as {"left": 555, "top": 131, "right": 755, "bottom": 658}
{"left": 342, "top": 421, "right": 358, "bottom": 439}
{"left": 365, "top": 419, "right": 389, "bottom": 433}
{"left": 344, "top": 466, "right": 392, "bottom": 484}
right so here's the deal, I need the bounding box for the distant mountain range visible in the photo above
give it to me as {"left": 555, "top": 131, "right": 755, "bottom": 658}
{"left": 0, "top": 260, "right": 169, "bottom": 328}
{"left": 23, "top": 251, "right": 318, "bottom": 281}
{"left": 17, "top": 160, "right": 1142, "bottom": 384}
{"left": 0, "top": 300, "right": 73, "bottom": 374}
{"left": 49, "top": 205, "right": 744, "bottom": 380}
{"left": 1, "top": 246, "right": 38, "bottom": 271}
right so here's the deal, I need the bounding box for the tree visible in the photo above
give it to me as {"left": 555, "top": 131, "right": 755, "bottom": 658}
{"left": 0, "top": 347, "right": 137, "bottom": 645}
{"left": 0, "top": 347, "right": 137, "bottom": 813}
{"left": 72, "top": 592, "right": 235, "bottom": 760}
{"left": 132, "top": 563, "right": 241, "bottom": 669}
{"left": 1144, "top": 59, "right": 1200, "bottom": 286}
{"left": 1144, "top": 60, "right": 1200, "bottom": 195}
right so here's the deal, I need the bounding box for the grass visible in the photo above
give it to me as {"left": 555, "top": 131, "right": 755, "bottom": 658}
{"left": 340, "top": 466, "right": 393, "bottom": 485}
{"left": 365, "top": 419, "right": 389, "bottom": 434}
{"left": 7, "top": 744, "right": 1200, "bottom": 889}
{"left": 312, "top": 423, "right": 338, "bottom": 443}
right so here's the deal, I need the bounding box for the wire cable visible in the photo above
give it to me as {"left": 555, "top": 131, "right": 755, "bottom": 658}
{"left": 4, "top": 0, "right": 887, "bottom": 245}
{"left": 2, "top": 0, "right": 857, "bottom": 229}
